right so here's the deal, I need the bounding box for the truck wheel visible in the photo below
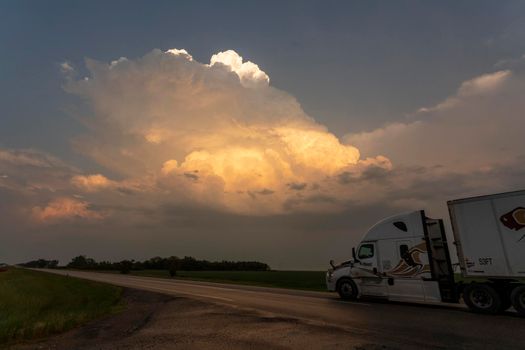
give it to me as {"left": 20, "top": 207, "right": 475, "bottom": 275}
{"left": 510, "top": 286, "right": 525, "bottom": 317}
{"left": 337, "top": 278, "right": 358, "bottom": 300}
{"left": 463, "top": 284, "right": 502, "bottom": 314}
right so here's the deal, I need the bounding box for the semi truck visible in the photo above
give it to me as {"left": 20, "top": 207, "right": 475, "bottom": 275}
{"left": 326, "top": 189, "right": 525, "bottom": 316}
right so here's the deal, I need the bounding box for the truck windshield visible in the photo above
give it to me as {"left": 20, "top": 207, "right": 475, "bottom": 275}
{"left": 358, "top": 244, "right": 374, "bottom": 259}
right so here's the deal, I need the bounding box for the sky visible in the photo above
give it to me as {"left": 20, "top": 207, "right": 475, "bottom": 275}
{"left": 1, "top": 1, "right": 525, "bottom": 269}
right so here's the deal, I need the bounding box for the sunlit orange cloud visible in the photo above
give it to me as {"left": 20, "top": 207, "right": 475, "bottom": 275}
{"left": 32, "top": 197, "right": 105, "bottom": 222}
{"left": 64, "top": 48, "right": 391, "bottom": 214}
{"left": 71, "top": 174, "right": 113, "bottom": 192}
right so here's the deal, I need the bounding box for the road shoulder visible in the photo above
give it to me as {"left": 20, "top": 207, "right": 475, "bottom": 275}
{"left": 10, "top": 287, "right": 400, "bottom": 350}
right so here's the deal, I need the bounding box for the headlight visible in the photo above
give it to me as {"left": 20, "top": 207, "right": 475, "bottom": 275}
{"left": 326, "top": 271, "right": 333, "bottom": 282}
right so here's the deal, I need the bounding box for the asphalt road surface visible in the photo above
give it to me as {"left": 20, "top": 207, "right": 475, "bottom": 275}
{"left": 39, "top": 269, "right": 525, "bottom": 349}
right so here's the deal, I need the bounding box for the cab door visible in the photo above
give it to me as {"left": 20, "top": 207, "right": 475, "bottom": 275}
{"left": 386, "top": 239, "right": 426, "bottom": 301}
{"left": 354, "top": 242, "right": 388, "bottom": 297}
{"left": 357, "top": 242, "right": 377, "bottom": 271}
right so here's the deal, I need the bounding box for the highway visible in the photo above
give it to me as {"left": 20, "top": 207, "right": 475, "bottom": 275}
{"left": 41, "top": 269, "right": 525, "bottom": 349}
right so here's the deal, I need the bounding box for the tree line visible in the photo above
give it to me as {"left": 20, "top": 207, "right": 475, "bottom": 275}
{"left": 19, "top": 259, "right": 59, "bottom": 269}
{"left": 21, "top": 256, "right": 270, "bottom": 275}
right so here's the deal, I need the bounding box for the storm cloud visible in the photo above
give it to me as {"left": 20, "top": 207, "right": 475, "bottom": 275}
{"left": 2, "top": 48, "right": 525, "bottom": 268}
{"left": 60, "top": 48, "right": 390, "bottom": 215}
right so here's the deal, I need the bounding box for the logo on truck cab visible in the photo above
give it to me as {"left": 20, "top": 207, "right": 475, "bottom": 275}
{"left": 386, "top": 242, "right": 431, "bottom": 277}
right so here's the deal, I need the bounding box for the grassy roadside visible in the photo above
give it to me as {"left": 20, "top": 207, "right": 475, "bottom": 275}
{"left": 0, "top": 268, "right": 123, "bottom": 345}
{"left": 110, "top": 269, "right": 327, "bottom": 291}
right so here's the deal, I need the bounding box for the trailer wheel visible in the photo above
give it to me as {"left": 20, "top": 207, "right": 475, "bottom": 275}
{"left": 337, "top": 278, "right": 358, "bottom": 300}
{"left": 463, "top": 284, "right": 502, "bottom": 314}
{"left": 510, "top": 286, "right": 525, "bottom": 317}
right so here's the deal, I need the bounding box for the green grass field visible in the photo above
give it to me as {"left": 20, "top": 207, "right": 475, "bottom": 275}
{"left": 124, "top": 270, "right": 327, "bottom": 291}
{"left": 0, "top": 268, "right": 123, "bottom": 345}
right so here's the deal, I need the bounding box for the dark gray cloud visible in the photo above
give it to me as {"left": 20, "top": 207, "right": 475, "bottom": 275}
{"left": 338, "top": 165, "right": 391, "bottom": 185}
{"left": 183, "top": 172, "right": 199, "bottom": 181}
{"left": 287, "top": 182, "right": 307, "bottom": 191}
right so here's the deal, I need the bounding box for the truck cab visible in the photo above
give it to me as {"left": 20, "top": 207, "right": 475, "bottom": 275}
{"left": 326, "top": 210, "right": 457, "bottom": 304}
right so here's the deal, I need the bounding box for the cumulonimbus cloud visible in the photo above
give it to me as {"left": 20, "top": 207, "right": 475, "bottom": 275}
{"left": 7, "top": 49, "right": 525, "bottom": 225}
{"left": 61, "top": 48, "right": 390, "bottom": 215}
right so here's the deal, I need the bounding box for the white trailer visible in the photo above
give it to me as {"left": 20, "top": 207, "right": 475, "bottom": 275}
{"left": 326, "top": 189, "right": 525, "bottom": 316}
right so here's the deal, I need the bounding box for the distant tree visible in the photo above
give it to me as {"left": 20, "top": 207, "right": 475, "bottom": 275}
{"left": 97, "top": 260, "right": 113, "bottom": 270}
{"left": 68, "top": 255, "right": 88, "bottom": 269}
{"left": 67, "top": 255, "right": 98, "bottom": 269}
{"left": 119, "top": 260, "right": 133, "bottom": 274}
{"left": 144, "top": 256, "right": 165, "bottom": 270}
{"left": 132, "top": 260, "right": 144, "bottom": 270}
{"left": 62, "top": 255, "right": 270, "bottom": 272}
{"left": 20, "top": 259, "right": 60, "bottom": 268}
{"left": 167, "top": 256, "right": 180, "bottom": 277}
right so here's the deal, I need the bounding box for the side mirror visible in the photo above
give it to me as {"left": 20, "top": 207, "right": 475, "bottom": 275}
{"left": 329, "top": 259, "right": 335, "bottom": 269}
{"left": 352, "top": 247, "right": 360, "bottom": 263}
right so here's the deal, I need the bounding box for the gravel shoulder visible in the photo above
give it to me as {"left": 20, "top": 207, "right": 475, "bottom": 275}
{"left": 9, "top": 288, "right": 397, "bottom": 350}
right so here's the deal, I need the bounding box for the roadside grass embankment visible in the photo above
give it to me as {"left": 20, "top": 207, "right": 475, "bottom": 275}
{"left": 0, "top": 268, "right": 123, "bottom": 345}
{"left": 116, "top": 269, "right": 327, "bottom": 291}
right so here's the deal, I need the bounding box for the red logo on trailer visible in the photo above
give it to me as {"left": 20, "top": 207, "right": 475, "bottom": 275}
{"left": 500, "top": 207, "right": 525, "bottom": 231}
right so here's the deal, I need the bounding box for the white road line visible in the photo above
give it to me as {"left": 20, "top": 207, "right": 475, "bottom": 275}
{"left": 91, "top": 276, "right": 372, "bottom": 306}
{"left": 44, "top": 270, "right": 372, "bottom": 306}
{"left": 130, "top": 284, "right": 235, "bottom": 302}
{"left": 65, "top": 274, "right": 236, "bottom": 302}
{"left": 107, "top": 274, "right": 335, "bottom": 298}
{"left": 54, "top": 273, "right": 372, "bottom": 306}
